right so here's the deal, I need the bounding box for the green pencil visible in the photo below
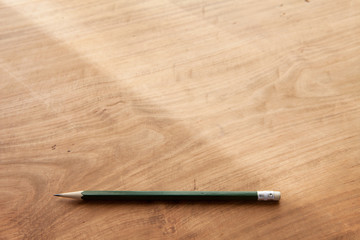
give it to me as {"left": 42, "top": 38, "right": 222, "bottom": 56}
{"left": 54, "top": 191, "right": 281, "bottom": 201}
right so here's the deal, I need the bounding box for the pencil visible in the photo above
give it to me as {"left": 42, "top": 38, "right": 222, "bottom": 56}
{"left": 54, "top": 191, "right": 281, "bottom": 201}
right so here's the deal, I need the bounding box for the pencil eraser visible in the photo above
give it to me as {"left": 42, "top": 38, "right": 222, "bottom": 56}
{"left": 273, "top": 191, "right": 281, "bottom": 201}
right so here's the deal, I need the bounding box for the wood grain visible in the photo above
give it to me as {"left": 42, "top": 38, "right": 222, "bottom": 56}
{"left": 1, "top": 0, "right": 360, "bottom": 239}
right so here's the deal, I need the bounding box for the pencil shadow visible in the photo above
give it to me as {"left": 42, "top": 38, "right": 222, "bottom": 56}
{"left": 64, "top": 199, "right": 280, "bottom": 207}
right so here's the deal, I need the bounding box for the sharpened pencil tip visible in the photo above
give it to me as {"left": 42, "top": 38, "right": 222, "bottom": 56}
{"left": 53, "top": 191, "right": 83, "bottom": 199}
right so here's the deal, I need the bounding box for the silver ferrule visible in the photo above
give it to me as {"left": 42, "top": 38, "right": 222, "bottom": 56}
{"left": 257, "top": 191, "right": 281, "bottom": 201}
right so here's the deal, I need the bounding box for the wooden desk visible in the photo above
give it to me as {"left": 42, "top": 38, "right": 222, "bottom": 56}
{"left": 1, "top": 0, "right": 359, "bottom": 239}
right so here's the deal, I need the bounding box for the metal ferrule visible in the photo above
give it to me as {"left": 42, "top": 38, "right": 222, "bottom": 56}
{"left": 257, "top": 191, "right": 281, "bottom": 201}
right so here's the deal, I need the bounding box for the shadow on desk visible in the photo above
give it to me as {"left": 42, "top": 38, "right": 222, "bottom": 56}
{"left": 58, "top": 198, "right": 280, "bottom": 207}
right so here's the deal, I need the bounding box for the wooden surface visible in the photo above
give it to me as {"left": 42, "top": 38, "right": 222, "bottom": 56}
{"left": 1, "top": 0, "right": 360, "bottom": 239}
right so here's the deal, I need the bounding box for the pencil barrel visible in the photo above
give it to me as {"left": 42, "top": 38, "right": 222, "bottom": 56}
{"left": 81, "top": 191, "right": 259, "bottom": 201}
